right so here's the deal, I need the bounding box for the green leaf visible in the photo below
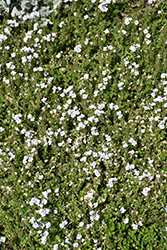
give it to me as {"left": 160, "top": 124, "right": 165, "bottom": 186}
{"left": 113, "top": 9, "right": 120, "bottom": 15}
{"left": 55, "top": 235, "right": 61, "bottom": 242}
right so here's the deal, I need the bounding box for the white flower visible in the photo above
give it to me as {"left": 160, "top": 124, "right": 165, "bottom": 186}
{"left": 76, "top": 234, "right": 82, "bottom": 240}
{"left": 46, "top": 222, "right": 51, "bottom": 229}
{"left": 33, "top": 222, "right": 38, "bottom": 229}
{"left": 56, "top": 53, "right": 61, "bottom": 58}
{"left": 107, "top": 45, "right": 113, "bottom": 50}
{"left": 134, "top": 20, "right": 139, "bottom": 25}
{"left": 120, "top": 207, "right": 126, "bottom": 213}
{"left": 79, "top": 222, "right": 84, "bottom": 227}
{"left": 123, "top": 218, "right": 129, "bottom": 224}
{"left": 94, "top": 213, "right": 100, "bottom": 221}
{"left": 130, "top": 45, "right": 136, "bottom": 52}
{"left": 37, "top": 208, "right": 50, "bottom": 217}
{"left": 98, "top": 3, "right": 108, "bottom": 12}
{"left": 138, "top": 221, "right": 143, "bottom": 226}
{"left": 73, "top": 243, "right": 79, "bottom": 248}
{"left": 145, "top": 40, "right": 151, "bottom": 45}
{"left": 83, "top": 73, "right": 89, "bottom": 80}
{"left": 29, "top": 217, "right": 36, "bottom": 224}
{"left": 107, "top": 177, "right": 117, "bottom": 187}
{"left": 41, "top": 236, "right": 47, "bottom": 245}
{"left": 85, "top": 38, "right": 89, "bottom": 45}
{"left": 104, "top": 28, "right": 109, "bottom": 34}
{"left": 142, "top": 187, "right": 151, "bottom": 196}
{"left": 109, "top": 102, "right": 114, "bottom": 109}
{"left": 122, "top": 30, "right": 127, "bottom": 34}
{"left": 74, "top": 44, "right": 82, "bottom": 53}
{"left": 84, "top": 14, "right": 89, "bottom": 20}
{"left": 125, "top": 17, "right": 132, "bottom": 25}
{"left": 123, "top": 142, "right": 128, "bottom": 148}
{"left": 94, "top": 169, "right": 101, "bottom": 177}
{"left": 117, "top": 111, "right": 122, "bottom": 118}
{"left": 29, "top": 197, "right": 36, "bottom": 206}
{"left": 53, "top": 244, "right": 59, "bottom": 250}
{"left": 146, "top": 33, "right": 151, "bottom": 38}
{"left": 132, "top": 224, "right": 138, "bottom": 230}
{"left": 129, "top": 138, "right": 137, "bottom": 146}
{"left": 59, "top": 220, "right": 68, "bottom": 228}
{"left": 161, "top": 73, "right": 167, "bottom": 78}
{"left": 59, "top": 21, "right": 64, "bottom": 28}
{"left": 0, "top": 237, "right": 6, "bottom": 243}
{"left": 82, "top": 94, "right": 88, "bottom": 99}
{"left": 143, "top": 28, "right": 148, "bottom": 34}
{"left": 39, "top": 174, "right": 43, "bottom": 180}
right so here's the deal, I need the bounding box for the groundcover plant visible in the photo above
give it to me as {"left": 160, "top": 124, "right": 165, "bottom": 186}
{"left": 0, "top": 0, "right": 167, "bottom": 249}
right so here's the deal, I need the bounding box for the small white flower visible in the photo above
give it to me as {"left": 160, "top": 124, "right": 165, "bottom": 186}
{"left": 41, "top": 236, "right": 47, "bottom": 245}
{"left": 59, "top": 21, "right": 64, "bottom": 28}
{"left": 129, "top": 138, "right": 137, "bottom": 146}
{"left": 76, "top": 234, "right": 82, "bottom": 239}
{"left": 123, "top": 142, "right": 128, "bottom": 148}
{"left": 98, "top": 4, "right": 108, "bottom": 12}
{"left": 132, "top": 224, "right": 138, "bottom": 230}
{"left": 161, "top": 73, "right": 167, "bottom": 78}
{"left": 33, "top": 222, "right": 38, "bottom": 229}
{"left": 0, "top": 127, "right": 4, "bottom": 132}
{"left": 29, "top": 217, "right": 36, "bottom": 224}
{"left": 107, "top": 45, "right": 113, "bottom": 50}
{"left": 85, "top": 38, "right": 89, "bottom": 45}
{"left": 94, "top": 169, "right": 101, "bottom": 177}
{"left": 142, "top": 187, "right": 151, "bottom": 196}
{"left": 83, "top": 73, "right": 89, "bottom": 80}
{"left": 146, "top": 33, "right": 151, "bottom": 38}
{"left": 82, "top": 94, "right": 88, "bottom": 99}
{"left": 143, "top": 28, "right": 148, "bottom": 34}
{"left": 84, "top": 14, "right": 89, "bottom": 20}
{"left": 73, "top": 242, "right": 79, "bottom": 247}
{"left": 59, "top": 220, "right": 68, "bottom": 228}
{"left": 120, "top": 207, "right": 126, "bottom": 213}
{"left": 0, "top": 237, "right": 6, "bottom": 243}
{"left": 134, "top": 20, "right": 139, "bottom": 25}
{"left": 53, "top": 244, "right": 59, "bottom": 250}
{"left": 55, "top": 188, "right": 59, "bottom": 193}
{"left": 123, "top": 218, "right": 129, "bottom": 224}
{"left": 107, "top": 177, "right": 117, "bottom": 187}
{"left": 138, "top": 221, "right": 143, "bottom": 226}
{"left": 122, "top": 30, "right": 127, "bottom": 34}
{"left": 145, "top": 40, "right": 151, "bottom": 45}
{"left": 56, "top": 53, "right": 61, "bottom": 58}
{"left": 79, "top": 221, "right": 84, "bottom": 227}
{"left": 74, "top": 44, "right": 82, "bottom": 53}
{"left": 104, "top": 28, "right": 109, "bottom": 34}
{"left": 109, "top": 102, "right": 114, "bottom": 109}
{"left": 130, "top": 45, "right": 136, "bottom": 52}
{"left": 39, "top": 174, "right": 43, "bottom": 180}
{"left": 125, "top": 17, "right": 132, "bottom": 25}
{"left": 94, "top": 213, "right": 100, "bottom": 221}
{"left": 46, "top": 222, "right": 51, "bottom": 229}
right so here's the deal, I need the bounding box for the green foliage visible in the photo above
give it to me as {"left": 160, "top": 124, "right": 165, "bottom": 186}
{"left": 0, "top": 0, "right": 167, "bottom": 249}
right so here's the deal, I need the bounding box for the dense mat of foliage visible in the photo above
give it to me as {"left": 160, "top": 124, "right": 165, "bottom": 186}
{"left": 0, "top": 0, "right": 167, "bottom": 249}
